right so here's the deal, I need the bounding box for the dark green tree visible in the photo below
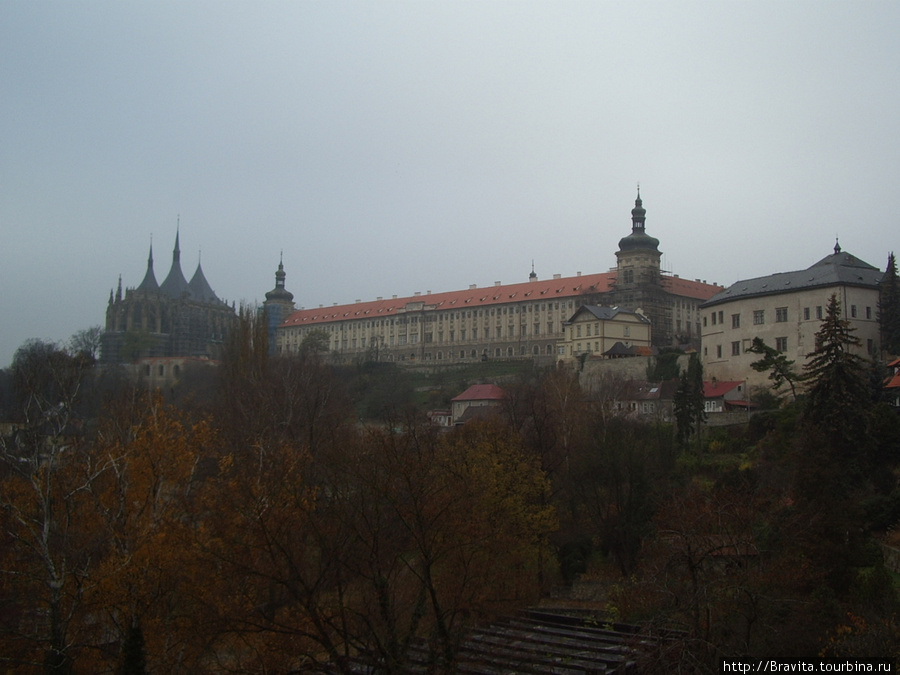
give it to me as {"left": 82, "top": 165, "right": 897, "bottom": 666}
{"left": 674, "top": 353, "right": 705, "bottom": 451}
{"left": 300, "top": 328, "right": 331, "bottom": 356}
{"left": 747, "top": 336, "right": 800, "bottom": 400}
{"left": 803, "top": 293, "right": 873, "bottom": 458}
{"left": 879, "top": 252, "right": 900, "bottom": 356}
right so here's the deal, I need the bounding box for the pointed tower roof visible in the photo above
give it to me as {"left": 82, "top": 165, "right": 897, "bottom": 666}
{"left": 618, "top": 186, "right": 660, "bottom": 253}
{"left": 136, "top": 241, "right": 159, "bottom": 292}
{"left": 265, "top": 253, "right": 294, "bottom": 304}
{"left": 189, "top": 253, "right": 222, "bottom": 305}
{"left": 159, "top": 229, "right": 191, "bottom": 299}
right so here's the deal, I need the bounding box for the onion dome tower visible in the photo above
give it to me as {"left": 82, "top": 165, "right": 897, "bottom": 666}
{"left": 263, "top": 253, "right": 295, "bottom": 354}
{"left": 615, "top": 186, "right": 662, "bottom": 289}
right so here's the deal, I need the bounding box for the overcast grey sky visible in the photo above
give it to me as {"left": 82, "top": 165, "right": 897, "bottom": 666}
{"left": 2, "top": 1, "right": 898, "bottom": 368}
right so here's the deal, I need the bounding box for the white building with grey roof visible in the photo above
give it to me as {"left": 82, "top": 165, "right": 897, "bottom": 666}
{"left": 699, "top": 242, "right": 884, "bottom": 392}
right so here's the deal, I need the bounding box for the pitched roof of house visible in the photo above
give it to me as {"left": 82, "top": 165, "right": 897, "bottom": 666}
{"left": 567, "top": 305, "right": 651, "bottom": 325}
{"left": 620, "top": 379, "right": 679, "bottom": 401}
{"left": 452, "top": 383, "right": 506, "bottom": 402}
{"left": 282, "top": 272, "right": 720, "bottom": 329}
{"left": 701, "top": 243, "right": 882, "bottom": 309}
{"left": 703, "top": 380, "right": 745, "bottom": 398}
{"left": 885, "top": 358, "right": 900, "bottom": 389}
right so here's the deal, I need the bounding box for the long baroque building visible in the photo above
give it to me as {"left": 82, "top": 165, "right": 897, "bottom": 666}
{"left": 275, "top": 193, "right": 722, "bottom": 363}
{"left": 101, "top": 232, "right": 236, "bottom": 364}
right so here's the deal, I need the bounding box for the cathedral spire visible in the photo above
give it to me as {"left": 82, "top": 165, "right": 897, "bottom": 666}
{"left": 160, "top": 225, "right": 190, "bottom": 298}
{"left": 136, "top": 238, "right": 159, "bottom": 292}
{"left": 173, "top": 220, "right": 181, "bottom": 264}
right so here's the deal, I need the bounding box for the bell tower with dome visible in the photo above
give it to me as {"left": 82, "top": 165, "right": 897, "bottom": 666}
{"left": 262, "top": 254, "right": 295, "bottom": 354}
{"left": 608, "top": 188, "right": 674, "bottom": 346}
{"left": 614, "top": 186, "right": 662, "bottom": 289}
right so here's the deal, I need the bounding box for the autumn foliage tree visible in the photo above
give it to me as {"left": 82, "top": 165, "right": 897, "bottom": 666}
{"left": 0, "top": 339, "right": 96, "bottom": 673}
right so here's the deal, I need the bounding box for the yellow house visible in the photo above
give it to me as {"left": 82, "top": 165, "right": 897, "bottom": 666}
{"left": 561, "top": 306, "right": 652, "bottom": 360}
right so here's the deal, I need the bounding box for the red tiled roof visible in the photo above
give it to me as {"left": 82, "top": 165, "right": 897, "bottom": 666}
{"left": 452, "top": 384, "right": 506, "bottom": 402}
{"left": 662, "top": 275, "right": 722, "bottom": 301}
{"left": 703, "top": 381, "right": 744, "bottom": 398}
{"left": 281, "top": 272, "right": 721, "bottom": 329}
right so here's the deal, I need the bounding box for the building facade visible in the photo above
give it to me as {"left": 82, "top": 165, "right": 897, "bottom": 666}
{"left": 101, "top": 233, "right": 236, "bottom": 364}
{"left": 561, "top": 305, "right": 651, "bottom": 360}
{"left": 699, "top": 243, "right": 883, "bottom": 390}
{"left": 275, "top": 193, "right": 721, "bottom": 363}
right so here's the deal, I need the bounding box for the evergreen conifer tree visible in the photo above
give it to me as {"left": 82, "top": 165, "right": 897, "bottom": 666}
{"left": 674, "top": 353, "right": 705, "bottom": 451}
{"left": 747, "top": 336, "right": 800, "bottom": 400}
{"left": 803, "top": 293, "right": 873, "bottom": 481}
{"left": 879, "top": 252, "right": 900, "bottom": 356}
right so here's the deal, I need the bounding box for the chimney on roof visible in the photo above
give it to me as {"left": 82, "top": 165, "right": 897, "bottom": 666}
{"left": 355, "top": 299, "right": 361, "bottom": 303}
{"left": 377, "top": 296, "right": 383, "bottom": 301}
{"left": 426, "top": 290, "right": 431, "bottom": 295}
{"left": 469, "top": 284, "right": 477, "bottom": 289}
{"left": 553, "top": 274, "right": 561, "bottom": 279}
{"left": 494, "top": 281, "right": 501, "bottom": 287}
{"left": 576, "top": 271, "right": 581, "bottom": 276}
{"left": 392, "top": 295, "right": 397, "bottom": 299}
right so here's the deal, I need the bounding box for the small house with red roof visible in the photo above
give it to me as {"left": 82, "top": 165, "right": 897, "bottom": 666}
{"left": 703, "top": 380, "right": 750, "bottom": 414}
{"left": 885, "top": 358, "right": 900, "bottom": 409}
{"left": 451, "top": 384, "right": 506, "bottom": 425}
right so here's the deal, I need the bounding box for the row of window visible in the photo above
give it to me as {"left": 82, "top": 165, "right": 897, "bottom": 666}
{"left": 572, "top": 323, "right": 631, "bottom": 338}
{"left": 707, "top": 337, "right": 789, "bottom": 360}
{"left": 411, "top": 344, "right": 557, "bottom": 361}
{"left": 705, "top": 304, "right": 872, "bottom": 329}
